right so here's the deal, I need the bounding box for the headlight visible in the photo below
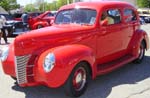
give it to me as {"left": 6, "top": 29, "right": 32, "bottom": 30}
{"left": 0, "top": 46, "right": 9, "bottom": 61}
{"left": 43, "top": 53, "right": 55, "bottom": 73}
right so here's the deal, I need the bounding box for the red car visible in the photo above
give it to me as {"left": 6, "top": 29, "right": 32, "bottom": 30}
{"left": 28, "top": 11, "right": 55, "bottom": 29}
{"left": 0, "top": 1, "right": 149, "bottom": 97}
{"left": 13, "top": 13, "right": 22, "bottom": 21}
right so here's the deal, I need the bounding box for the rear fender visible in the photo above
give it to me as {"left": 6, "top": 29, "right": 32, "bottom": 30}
{"left": 34, "top": 44, "right": 96, "bottom": 88}
{"left": 128, "top": 29, "right": 149, "bottom": 57}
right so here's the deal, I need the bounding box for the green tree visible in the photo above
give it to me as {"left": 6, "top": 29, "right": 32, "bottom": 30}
{"left": 137, "top": 0, "right": 150, "bottom": 8}
{"left": 49, "top": 1, "right": 58, "bottom": 10}
{"left": 39, "top": 2, "right": 48, "bottom": 12}
{"left": 0, "top": 0, "right": 20, "bottom": 11}
{"left": 34, "top": 1, "right": 57, "bottom": 12}
{"left": 24, "top": 0, "right": 74, "bottom": 12}
{"left": 44, "top": 2, "right": 57, "bottom": 11}
{"left": 46, "top": 1, "right": 58, "bottom": 11}
{"left": 24, "top": 4, "right": 37, "bottom": 12}
{"left": 57, "top": 0, "right": 73, "bottom": 9}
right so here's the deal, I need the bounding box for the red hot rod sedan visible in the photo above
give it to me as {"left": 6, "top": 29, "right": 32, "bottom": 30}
{"left": 0, "top": 1, "right": 149, "bottom": 97}
{"left": 28, "top": 11, "right": 55, "bottom": 30}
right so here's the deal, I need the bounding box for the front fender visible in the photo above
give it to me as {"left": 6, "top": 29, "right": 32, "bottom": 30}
{"left": 1, "top": 43, "right": 16, "bottom": 77}
{"left": 34, "top": 44, "right": 96, "bottom": 88}
{"left": 33, "top": 21, "right": 49, "bottom": 29}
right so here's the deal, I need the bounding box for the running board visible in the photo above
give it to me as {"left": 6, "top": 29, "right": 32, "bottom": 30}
{"left": 97, "top": 54, "right": 136, "bottom": 75}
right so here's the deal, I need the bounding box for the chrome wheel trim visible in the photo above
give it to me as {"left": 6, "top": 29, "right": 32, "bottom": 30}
{"left": 73, "top": 67, "right": 86, "bottom": 91}
{"left": 37, "top": 25, "right": 42, "bottom": 29}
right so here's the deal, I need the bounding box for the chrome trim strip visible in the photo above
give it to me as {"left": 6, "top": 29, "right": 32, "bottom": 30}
{"left": 15, "top": 55, "right": 31, "bottom": 84}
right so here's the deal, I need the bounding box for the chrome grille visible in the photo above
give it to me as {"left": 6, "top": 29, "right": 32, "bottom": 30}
{"left": 15, "top": 55, "right": 31, "bottom": 84}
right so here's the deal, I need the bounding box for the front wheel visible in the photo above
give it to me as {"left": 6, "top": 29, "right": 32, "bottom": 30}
{"left": 64, "top": 62, "right": 91, "bottom": 97}
{"left": 37, "top": 25, "right": 43, "bottom": 29}
{"left": 133, "top": 41, "right": 145, "bottom": 63}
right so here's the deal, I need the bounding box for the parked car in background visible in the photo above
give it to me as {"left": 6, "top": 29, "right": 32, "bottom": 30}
{"left": 139, "top": 17, "right": 146, "bottom": 25}
{"left": 0, "top": 13, "right": 13, "bottom": 20}
{"left": 4, "top": 13, "right": 29, "bottom": 36}
{"left": 28, "top": 11, "right": 55, "bottom": 29}
{"left": 12, "top": 13, "right": 22, "bottom": 21}
{"left": 0, "top": 12, "right": 43, "bottom": 36}
{"left": 28, "top": 12, "right": 42, "bottom": 18}
{"left": 0, "top": 13, "right": 14, "bottom": 36}
{"left": 12, "top": 12, "right": 43, "bottom": 22}
{"left": 138, "top": 8, "right": 150, "bottom": 23}
{"left": 51, "top": 11, "right": 57, "bottom": 16}
{"left": 0, "top": 13, "right": 30, "bottom": 36}
{"left": 0, "top": 1, "right": 149, "bottom": 97}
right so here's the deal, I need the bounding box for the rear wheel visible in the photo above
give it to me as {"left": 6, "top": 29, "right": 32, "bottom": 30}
{"left": 133, "top": 41, "right": 145, "bottom": 63}
{"left": 64, "top": 62, "right": 91, "bottom": 97}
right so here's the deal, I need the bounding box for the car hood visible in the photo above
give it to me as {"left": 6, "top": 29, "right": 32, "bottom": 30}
{"left": 17, "top": 24, "right": 94, "bottom": 39}
{"left": 14, "top": 24, "right": 95, "bottom": 55}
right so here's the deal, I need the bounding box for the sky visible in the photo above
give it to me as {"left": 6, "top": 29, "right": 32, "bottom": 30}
{"left": 17, "top": 0, "right": 57, "bottom": 6}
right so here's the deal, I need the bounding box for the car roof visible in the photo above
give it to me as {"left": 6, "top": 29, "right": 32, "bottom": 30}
{"left": 59, "top": 1, "right": 135, "bottom": 11}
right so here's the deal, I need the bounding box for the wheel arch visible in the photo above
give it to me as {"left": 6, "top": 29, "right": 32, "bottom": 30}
{"left": 128, "top": 29, "right": 149, "bottom": 57}
{"left": 142, "top": 39, "right": 146, "bottom": 49}
{"left": 35, "top": 44, "right": 96, "bottom": 88}
{"left": 81, "top": 60, "right": 93, "bottom": 79}
{"left": 143, "top": 32, "right": 150, "bottom": 50}
{"left": 73, "top": 60, "right": 93, "bottom": 80}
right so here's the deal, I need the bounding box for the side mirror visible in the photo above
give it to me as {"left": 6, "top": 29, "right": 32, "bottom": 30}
{"left": 101, "top": 19, "right": 108, "bottom": 26}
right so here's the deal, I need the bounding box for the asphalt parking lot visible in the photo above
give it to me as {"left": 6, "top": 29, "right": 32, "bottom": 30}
{"left": 0, "top": 24, "right": 150, "bottom": 98}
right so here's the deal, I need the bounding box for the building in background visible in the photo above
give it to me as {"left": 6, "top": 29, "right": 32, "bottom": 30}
{"left": 73, "top": 0, "right": 137, "bottom": 6}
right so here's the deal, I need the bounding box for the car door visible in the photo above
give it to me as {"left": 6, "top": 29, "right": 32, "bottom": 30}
{"left": 97, "top": 8, "right": 125, "bottom": 64}
{"left": 122, "top": 8, "right": 139, "bottom": 49}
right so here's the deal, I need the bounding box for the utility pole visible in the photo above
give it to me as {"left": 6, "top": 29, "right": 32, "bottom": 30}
{"left": 31, "top": 0, "right": 33, "bottom": 12}
{"left": 67, "top": 0, "right": 69, "bottom": 4}
{"left": 43, "top": 0, "right": 45, "bottom": 12}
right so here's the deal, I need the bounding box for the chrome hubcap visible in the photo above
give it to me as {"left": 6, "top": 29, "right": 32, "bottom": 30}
{"left": 76, "top": 73, "right": 82, "bottom": 83}
{"left": 73, "top": 67, "right": 86, "bottom": 91}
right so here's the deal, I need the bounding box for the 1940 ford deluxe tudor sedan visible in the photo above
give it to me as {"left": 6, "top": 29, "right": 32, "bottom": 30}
{"left": 0, "top": 1, "right": 149, "bottom": 97}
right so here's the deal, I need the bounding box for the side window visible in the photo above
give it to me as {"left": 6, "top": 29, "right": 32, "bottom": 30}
{"left": 101, "top": 9, "right": 121, "bottom": 25}
{"left": 124, "top": 9, "right": 137, "bottom": 22}
{"left": 44, "top": 13, "right": 54, "bottom": 18}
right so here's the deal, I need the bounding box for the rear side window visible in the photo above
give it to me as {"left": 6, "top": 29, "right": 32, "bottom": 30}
{"left": 108, "top": 9, "right": 121, "bottom": 24}
{"left": 124, "top": 9, "right": 137, "bottom": 22}
{"left": 101, "top": 9, "right": 121, "bottom": 25}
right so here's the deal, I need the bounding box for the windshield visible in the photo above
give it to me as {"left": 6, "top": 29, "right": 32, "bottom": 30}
{"left": 55, "top": 9, "right": 97, "bottom": 25}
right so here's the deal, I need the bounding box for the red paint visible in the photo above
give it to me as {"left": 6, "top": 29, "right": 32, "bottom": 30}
{"left": 1, "top": 1, "right": 149, "bottom": 89}
{"left": 28, "top": 11, "right": 54, "bottom": 29}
